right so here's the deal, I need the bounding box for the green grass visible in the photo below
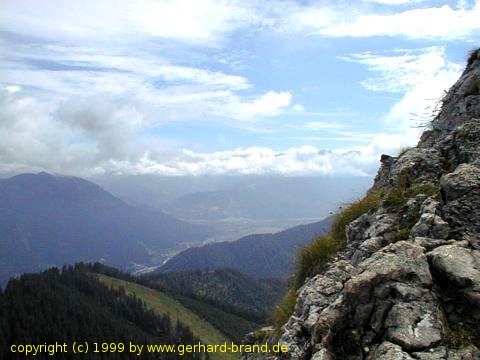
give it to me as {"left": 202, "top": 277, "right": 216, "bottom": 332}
{"left": 444, "top": 323, "right": 480, "bottom": 349}
{"left": 271, "top": 181, "right": 441, "bottom": 331}
{"left": 383, "top": 182, "right": 439, "bottom": 210}
{"left": 96, "top": 274, "right": 237, "bottom": 360}
{"left": 271, "top": 191, "right": 381, "bottom": 331}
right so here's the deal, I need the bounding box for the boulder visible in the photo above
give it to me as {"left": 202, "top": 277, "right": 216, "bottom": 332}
{"left": 440, "top": 164, "right": 480, "bottom": 248}
{"left": 427, "top": 245, "right": 480, "bottom": 307}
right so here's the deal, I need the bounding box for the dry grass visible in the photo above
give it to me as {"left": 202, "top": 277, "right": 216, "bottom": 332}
{"left": 271, "top": 191, "right": 381, "bottom": 331}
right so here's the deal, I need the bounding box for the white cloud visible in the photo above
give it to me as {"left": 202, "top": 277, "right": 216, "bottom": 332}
{"left": 103, "top": 143, "right": 393, "bottom": 177}
{"left": 363, "top": 0, "right": 427, "bottom": 5}
{"left": 0, "top": 0, "right": 255, "bottom": 46}
{"left": 283, "top": 2, "right": 480, "bottom": 41}
{"left": 0, "top": 84, "right": 403, "bottom": 177}
{"left": 234, "top": 91, "right": 293, "bottom": 119}
{"left": 342, "top": 47, "right": 462, "bottom": 139}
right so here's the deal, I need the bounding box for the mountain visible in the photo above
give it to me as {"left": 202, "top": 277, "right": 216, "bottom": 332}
{"left": 158, "top": 217, "right": 332, "bottom": 279}
{"left": 145, "top": 268, "right": 286, "bottom": 322}
{"left": 166, "top": 177, "right": 371, "bottom": 221}
{"left": 93, "top": 175, "right": 371, "bottom": 243}
{"left": 94, "top": 175, "right": 372, "bottom": 220}
{"left": 0, "top": 172, "right": 211, "bottom": 284}
{"left": 0, "top": 264, "right": 200, "bottom": 360}
{"left": 242, "top": 49, "right": 480, "bottom": 359}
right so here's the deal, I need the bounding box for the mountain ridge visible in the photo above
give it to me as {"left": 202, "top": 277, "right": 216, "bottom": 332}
{"left": 0, "top": 172, "right": 211, "bottom": 284}
{"left": 158, "top": 217, "right": 332, "bottom": 279}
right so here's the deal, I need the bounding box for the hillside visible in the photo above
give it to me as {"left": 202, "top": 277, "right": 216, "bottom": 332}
{"left": 0, "top": 172, "right": 211, "bottom": 284}
{"left": 95, "top": 274, "right": 237, "bottom": 360}
{"left": 0, "top": 265, "right": 200, "bottom": 360}
{"left": 145, "top": 268, "right": 285, "bottom": 322}
{"left": 242, "top": 49, "right": 480, "bottom": 359}
{"left": 90, "top": 263, "right": 258, "bottom": 344}
{"left": 158, "top": 217, "right": 332, "bottom": 279}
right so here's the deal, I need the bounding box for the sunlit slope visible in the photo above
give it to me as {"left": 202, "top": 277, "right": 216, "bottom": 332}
{"left": 97, "top": 274, "right": 238, "bottom": 360}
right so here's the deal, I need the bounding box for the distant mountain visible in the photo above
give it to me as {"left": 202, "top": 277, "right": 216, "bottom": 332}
{"left": 145, "top": 268, "right": 286, "bottom": 322}
{"left": 94, "top": 175, "right": 372, "bottom": 221}
{"left": 0, "top": 172, "right": 211, "bottom": 283}
{"left": 158, "top": 217, "right": 332, "bottom": 279}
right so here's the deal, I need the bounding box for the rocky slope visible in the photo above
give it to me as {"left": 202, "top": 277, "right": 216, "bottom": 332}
{"left": 243, "top": 49, "right": 480, "bottom": 359}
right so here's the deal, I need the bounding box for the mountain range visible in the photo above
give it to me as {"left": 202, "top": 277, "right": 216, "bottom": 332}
{"left": 158, "top": 217, "right": 332, "bottom": 279}
{"left": 0, "top": 172, "right": 211, "bottom": 284}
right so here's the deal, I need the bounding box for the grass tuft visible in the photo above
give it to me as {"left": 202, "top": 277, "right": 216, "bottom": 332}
{"left": 271, "top": 289, "right": 297, "bottom": 333}
{"left": 270, "top": 181, "right": 440, "bottom": 332}
{"left": 271, "top": 191, "right": 381, "bottom": 331}
{"left": 444, "top": 323, "right": 480, "bottom": 349}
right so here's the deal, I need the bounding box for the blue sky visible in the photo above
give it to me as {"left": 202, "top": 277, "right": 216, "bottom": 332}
{"left": 0, "top": 0, "right": 479, "bottom": 176}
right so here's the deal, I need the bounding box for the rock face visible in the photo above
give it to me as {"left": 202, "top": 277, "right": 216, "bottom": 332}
{"left": 242, "top": 49, "right": 480, "bottom": 359}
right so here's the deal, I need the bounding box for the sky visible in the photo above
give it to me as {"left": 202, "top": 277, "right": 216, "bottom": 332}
{"left": 0, "top": 0, "right": 479, "bottom": 177}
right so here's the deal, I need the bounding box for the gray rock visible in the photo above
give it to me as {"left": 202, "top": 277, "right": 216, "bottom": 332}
{"left": 440, "top": 164, "right": 480, "bottom": 201}
{"left": 447, "top": 345, "right": 480, "bottom": 359}
{"left": 311, "top": 349, "right": 333, "bottom": 360}
{"left": 440, "top": 164, "right": 480, "bottom": 248}
{"left": 430, "top": 52, "right": 480, "bottom": 133}
{"left": 364, "top": 213, "right": 398, "bottom": 241}
{"left": 427, "top": 245, "right": 480, "bottom": 307}
{"left": 413, "top": 237, "right": 449, "bottom": 251}
{"left": 391, "top": 148, "right": 445, "bottom": 185}
{"left": 410, "top": 213, "right": 450, "bottom": 239}
{"left": 385, "top": 301, "right": 445, "bottom": 351}
{"left": 419, "top": 198, "right": 442, "bottom": 215}
{"left": 367, "top": 342, "right": 414, "bottom": 360}
{"left": 352, "top": 237, "right": 385, "bottom": 266}
{"left": 412, "top": 346, "right": 447, "bottom": 359}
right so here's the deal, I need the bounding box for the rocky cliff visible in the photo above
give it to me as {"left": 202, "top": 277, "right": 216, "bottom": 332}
{"left": 243, "top": 48, "right": 480, "bottom": 359}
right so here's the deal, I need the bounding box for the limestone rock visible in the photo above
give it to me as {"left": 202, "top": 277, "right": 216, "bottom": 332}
{"left": 385, "top": 301, "right": 445, "bottom": 351}
{"left": 427, "top": 245, "right": 480, "bottom": 307}
{"left": 413, "top": 237, "right": 449, "bottom": 251}
{"left": 410, "top": 213, "right": 450, "bottom": 239}
{"left": 367, "top": 342, "right": 413, "bottom": 360}
{"left": 311, "top": 349, "right": 334, "bottom": 360}
{"left": 412, "top": 346, "right": 447, "bottom": 360}
{"left": 447, "top": 345, "right": 480, "bottom": 359}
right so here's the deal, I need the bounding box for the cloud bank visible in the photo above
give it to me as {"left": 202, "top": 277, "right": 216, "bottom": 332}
{"left": 0, "top": 1, "right": 475, "bottom": 177}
